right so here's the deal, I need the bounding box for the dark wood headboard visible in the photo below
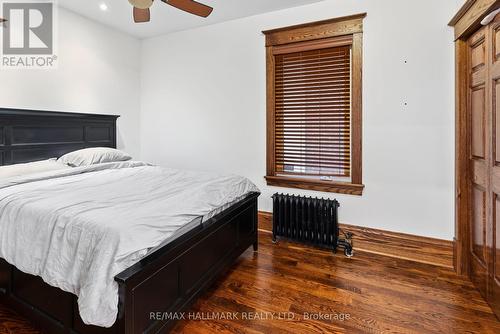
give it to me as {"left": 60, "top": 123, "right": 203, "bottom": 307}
{"left": 0, "top": 108, "right": 119, "bottom": 166}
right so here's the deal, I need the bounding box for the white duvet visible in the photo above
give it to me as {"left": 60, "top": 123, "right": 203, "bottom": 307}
{"left": 0, "top": 161, "right": 258, "bottom": 327}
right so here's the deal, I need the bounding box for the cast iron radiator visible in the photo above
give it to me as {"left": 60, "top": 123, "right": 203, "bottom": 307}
{"left": 271, "top": 193, "right": 353, "bottom": 257}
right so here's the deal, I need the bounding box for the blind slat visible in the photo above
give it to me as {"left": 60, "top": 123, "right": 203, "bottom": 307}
{"left": 277, "top": 123, "right": 349, "bottom": 127}
{"left": 276, "top": 162, "right": 351, "bottom": 169}
{"left": 275, "top": 79, "right": 350, "bottom": 87}
{"left": 276, "top": 103, "right": 350, "bottom": 108}
{"left": 275, "top": 87, "right": 351, "bottom": 94}
{"left": 277, "top": 59, "right": 350, "bottom": 67}
{"left": 276, "top": 71, "right": 351, "bottom": 80}
{"left": 276, "top": 93, "right": 350, "bottom": 100}
{"left": 276, "top": 101, "right": 350, "bottom": 106}
{"left": 276, "top": 108, "right": 350, "bottom": 113}
{"left": 275, "top": 144, "right": 350, "bottom": 148}
{"left": 277, "top": 155, "right": 350, "bottom": 162}
{"left": 276, "top": 161, "right": 350, "bottom": 167}
{"left": 276, "top": 64, "right": 350, "bottom": 76}
{"left": 277, "top": 68, "right": 350, "bottom": 77}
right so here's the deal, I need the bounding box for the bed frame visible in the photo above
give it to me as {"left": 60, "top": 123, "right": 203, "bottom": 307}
{"left": 0, "top": 108, "right": 260, "bottom": 334}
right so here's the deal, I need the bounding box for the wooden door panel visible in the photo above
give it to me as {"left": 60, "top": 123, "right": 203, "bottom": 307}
{"left": 471, "top": 250, "right": 489, "bottom": 299}
{"left": 472, "top": 88, "right": 486, "bottom": 158}
{"left": 495, "top": 25, "right": 500, "bottom": 61}
{"left": 473, "top": 159, "right": 487, "bottom": 187}
{"left": 491, "top": 60, "right": 500, "bottom": 78}
{"left": 494, "top": 197, "right": 500, "bottom": 282}
{"left": 472, "top": 68, "right": 486, "bottom": 87}
{"left": 491, "top": 191, "right": 500, "bottom": 316}
{"left": 472, "top": 186, "right": 487, "bottom": 264}
{"left": 471, "top": 41, "right": 485, "bottom": 70}
{"left": 493, "top": 167, "right": 500, "bottom": 194}
{"left": 495, "top": 81, "right": 500, "bottom": 163}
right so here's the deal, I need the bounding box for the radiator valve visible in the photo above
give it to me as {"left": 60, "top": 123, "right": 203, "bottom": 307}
{"left": 338, "top": 231, "right": 354, "bottom": 258}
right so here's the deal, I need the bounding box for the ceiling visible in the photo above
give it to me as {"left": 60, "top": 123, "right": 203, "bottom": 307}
{"left": 59, "top": 0, "right": 325, "bottom": 39}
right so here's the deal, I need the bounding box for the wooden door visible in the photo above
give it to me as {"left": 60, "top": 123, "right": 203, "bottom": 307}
{"left": 488, "top": 16, "right": 500, "bottom": 317}
{"left": 467, "top": 17, "right": 500, "bottom": 319}
{"left": 468, "top": 25, "right": 489, "bottom": 302}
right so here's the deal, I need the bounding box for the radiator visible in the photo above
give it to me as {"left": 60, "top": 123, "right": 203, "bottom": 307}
{"left": 271, "top": 193, "right": 353, "bottom": 256}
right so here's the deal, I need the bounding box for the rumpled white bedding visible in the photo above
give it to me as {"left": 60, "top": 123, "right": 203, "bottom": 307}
{"left": 0, "top": 161, "right": 259, "bottom": 327}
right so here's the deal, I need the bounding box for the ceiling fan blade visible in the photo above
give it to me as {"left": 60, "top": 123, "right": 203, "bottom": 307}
{"left": 133, "top": 7, "right": 150, "bottom": 23}
{"left": 162, "top": 0, "right": 213, "bottom": 18}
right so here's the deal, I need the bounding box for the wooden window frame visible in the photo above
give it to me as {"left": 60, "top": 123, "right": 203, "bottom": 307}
{"left": 263, "top": 13, "right": 366, "bottom": 196}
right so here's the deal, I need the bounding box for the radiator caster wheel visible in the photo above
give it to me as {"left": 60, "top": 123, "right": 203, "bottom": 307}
{"left": 344, "top": 248, "right": 354, "bottom": 258}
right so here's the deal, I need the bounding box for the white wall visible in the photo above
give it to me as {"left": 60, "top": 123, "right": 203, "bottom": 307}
{"left": 0, "top": 8, "right": 142, "bottom": 157}
{"left": 141, "top": 0, "right": 458, "bottom": 240}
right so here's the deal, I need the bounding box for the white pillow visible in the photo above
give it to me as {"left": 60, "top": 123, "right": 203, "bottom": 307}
{"left": 58, "top": 147, "right": 132, "bottom": 167}
{"left": 0, "top": 158, "right": 70, "bottom": 179}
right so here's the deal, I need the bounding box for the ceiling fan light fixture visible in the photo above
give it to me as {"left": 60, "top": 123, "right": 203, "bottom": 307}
{"left": 128, "top": 0, "right": 213, "bottom": 24}
{"left": 128, "top": 0, "right": 153, "bottom": 10}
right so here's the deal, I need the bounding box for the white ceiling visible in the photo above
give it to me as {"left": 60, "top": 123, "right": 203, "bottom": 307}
{"left": 59, "top": 0, "right": 325, "bottom": 39}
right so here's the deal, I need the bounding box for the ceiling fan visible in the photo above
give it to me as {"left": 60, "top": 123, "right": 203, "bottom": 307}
{"left": 128, "top": 0, "right": 213, "bottom": 23}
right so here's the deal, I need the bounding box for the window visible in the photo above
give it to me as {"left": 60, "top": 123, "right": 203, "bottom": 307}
{"left": 263, "top": 14, "right": 365, "bottom": 195}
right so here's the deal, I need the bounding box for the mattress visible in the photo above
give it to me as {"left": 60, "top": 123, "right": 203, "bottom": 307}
{"left": 0, "top": 161, "right": 259, "bottom": 327}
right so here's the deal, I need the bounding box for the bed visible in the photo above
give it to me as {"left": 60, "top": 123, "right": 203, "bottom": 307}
{"left": 0, "top": 108, "right": 260, "bottom": 334}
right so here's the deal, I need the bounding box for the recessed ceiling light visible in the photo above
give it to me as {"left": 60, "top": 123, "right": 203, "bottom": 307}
{"left": 99, "top": 3, "right": 108, "bottom": 11}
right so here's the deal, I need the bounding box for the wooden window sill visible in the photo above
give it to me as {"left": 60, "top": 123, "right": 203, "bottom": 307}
{"left": 265, "top": 175, "right": 364, "bottom": 195}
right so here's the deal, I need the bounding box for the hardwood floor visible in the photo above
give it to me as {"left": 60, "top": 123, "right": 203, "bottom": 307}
{"left": 0, "top": 305, "right": 40, "bottom": 334}
{"left": 258, "top": 211, "right": 454, "bottom": 269}
{"left": 1, "top": 231, "right": 499, "bottom": 334}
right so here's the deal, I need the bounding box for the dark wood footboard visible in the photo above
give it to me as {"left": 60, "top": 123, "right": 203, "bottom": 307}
{"left": 0, "top": 192, "right": 260, "bottom": 334}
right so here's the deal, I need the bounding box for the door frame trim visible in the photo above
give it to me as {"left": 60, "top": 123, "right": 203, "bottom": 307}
{"left": 449, "top": 0, "right": 500, "bottom": 275}
{"left": 454, "top": 38, "right": 470, "bottom": 276}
